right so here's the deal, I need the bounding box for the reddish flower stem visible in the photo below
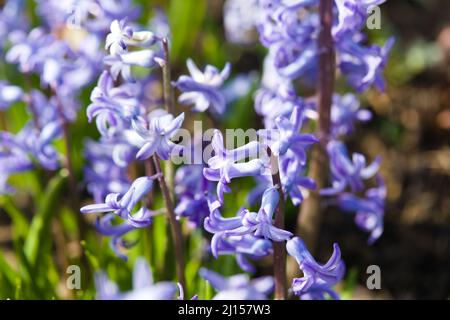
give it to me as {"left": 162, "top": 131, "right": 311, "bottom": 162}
{"left": 297, "top": 0, "right": 335, "bottom": 250}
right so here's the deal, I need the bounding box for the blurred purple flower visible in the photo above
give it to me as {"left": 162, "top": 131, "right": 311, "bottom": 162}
{"left": 339, "top": 37, "right": 395, "bottom": 92}
{"left": 334, "top": 0, "right": 387, "bottom": 38}
{"left": 338, "top": 176, "right": 386, "bottom": 244}
{"left": 0, "top": 82, "right": 23, "bottom": 110}
{"left": 174, "top": 164, "right": 213, "bottom": 226}
{"left": 321, "top": 141, "right": 381, "bottom": 196}
{"left": 223, "top": 0, "right": 259, "bottom": 45}
{"left": 331, "top": 93, "right": 372, "bottom": 136}
{"left": 84, "top": 139, "right": 131, "bottom": 203}
{"left": 0, "top": 134, "right": 33, "bottom": 194}
{"left": 173, "top": 59, "right": 231, "bottom": 115}
{"left": 87, "top": 71, "right": 141, "bottom": 136}
{"left": 6, "top": 28, "right": 53, "bottom": 74}
{"left": 0, "top": 0, "right": 28, "bottom": 51}
{"left": 1, "top": 122, "right": 62, "bottom": 171}
{"left": 96, "top": 258, "right": 178, "bottom": 300}
{"left": 200, "top": 268, "right": 274, "bottom": 300}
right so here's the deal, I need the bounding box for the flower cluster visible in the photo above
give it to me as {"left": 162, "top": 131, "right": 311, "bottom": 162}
{"left": 0, "top": 0, "right": 394, "bottom": 301}
{"left": 80, "top": 13, "right": 186, "bottom": 258}
{"left": 217, "top": 0, "right": 393, "bottom": 297}
{"left": 96, "top": 258, "right": 179, "bottom": 300}
{"left": 200, "top": 268, "right": 274, "bottom": 300}
{"left": 242, "top": 0, "right": 388, "bottom": 243}
{"left": 0, "top": 0, "right": 137, "bottom": 194}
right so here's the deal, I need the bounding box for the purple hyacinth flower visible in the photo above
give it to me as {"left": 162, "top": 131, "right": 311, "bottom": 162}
{"left": 247, "top": 152, "right": 317, "bottom": 206}
{"left": 257, "top": 1, "right": 319, "bottom": 79}
{"left": 205, "top": 187, "right": 292, "bottom": 243}
{"left": 6, "top": 28, "right": 51, "bottom": 73}
{"left": 255, "top": 88, "right": 304, "bottom": 130}
{"left": 103, "top": 54, "right": 131, "bottom": 81}
{"left": 103, "top": 51, "right": 160, "bottom": 82}
{"left": 279, "top": 152, "right": 317, "bottom": 205}
{"left": 96, "top": 258, "right": 178, "bottom": 300}
{"left": 173, "top": 59, "right": 231, "bottom": 115}
{"left": 258, "top": 105, "right": 318, "bottom": 160}
{"left": 84, "top": 139, "right": 131, "bottom": 203}
{"left": 199, "top": 268, "right": 274, "bottom": 300}
{"left": 27, "top": 122, "right": 62, "bottom": 169}
{"left": 0, "top": 133, "right": 33, "bottom": 194}
{"left": 132, "top": 109, "right": 185, "bottom": 161}
{"left": 87, "top": 71, "right": 141, "bottom": 136}
{"left": 81, "top": 176, "right": 154, "bottom": 223}
{"left": 287, "top": 237, "right": 345, "bottom": 300}
{"left": 105, "top": 19, "right": 134, "bottom": 56}
{"left": 334, "top": 0, "right": 386, "bottom": 37}
{"left": 338, "top": 176, "right": 386, "bottom": 244}
{"left": 203, "top": 129, "right": 268, "bottom": 203}
{"left": 330, "top": 93, "right": 372, "bottom": 137}
{"left": 339, "top": 37, "right": 395, "bottom": 92}
{"left": 0, "top": 0, "right": 28, "bottom": 51}
{"left": 174, "top": 164, "right": 213, "bottom": 226}
{"left": 82, "top": 176, "right": 159, "bottom": 259}
{"left": 321, "top": 141, "right": 381, "bottom": 196}
{"left": 95, "top": 213, "right": 142, "bottom": 260}
{"left": 106, "top": 19, "right": 158, "bottom": 56}
{"left": 227, "top": 187, "right": 293, "bottom": 241}
{"left": 223, "top": 0, "right": 259, "bottom": 45}
{"left": 1, "top": 123, "right": 62, "bottom": 171}
{"left": 211, "top": 233, "right": 273, "bottom": 273}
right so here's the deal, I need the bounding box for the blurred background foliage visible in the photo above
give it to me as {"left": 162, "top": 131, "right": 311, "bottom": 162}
{"left": 0, "top": 0, "right": 449, "bottom": 300}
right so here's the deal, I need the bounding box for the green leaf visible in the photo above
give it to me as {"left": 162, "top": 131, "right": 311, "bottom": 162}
{"left": 24, "top": 171, "right": 67, "bottom": 267}
{"left": 152, "top": 214, "right": 168, "bottom": 278}
{"left": 0, "top": 196, "right": 29, "bottom": 239}
{"left": 0, "top": 250, "right": 17, "bottom": 288}
{"left": 80, "top": 240, "right": 101, "bottom": 271}
{"left": 168, "top": 0, "right": 206, "bottom": 64}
